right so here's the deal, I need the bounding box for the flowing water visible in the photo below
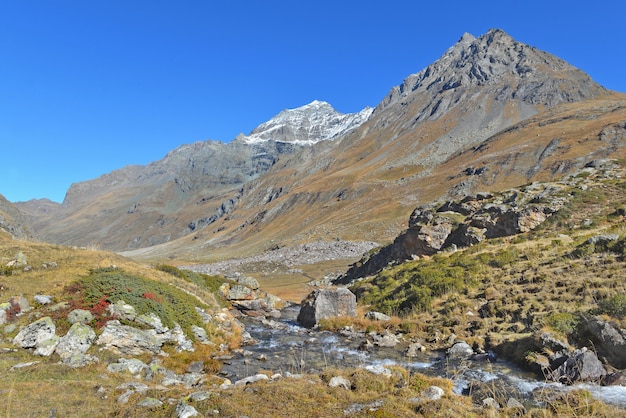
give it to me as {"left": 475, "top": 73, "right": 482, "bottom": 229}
{"left": 220, "top": 306, "right": 626, "bottom": 408}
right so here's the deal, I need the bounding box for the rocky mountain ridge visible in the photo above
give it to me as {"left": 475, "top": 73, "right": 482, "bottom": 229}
{"left": 16, "top": 101, "right": 372, "bottom": 249}
{"left": 241, "top": 100, "right": 373, "bottom": 145}
{"left": 12, "top": 29, "right": 626, "bottom": 267}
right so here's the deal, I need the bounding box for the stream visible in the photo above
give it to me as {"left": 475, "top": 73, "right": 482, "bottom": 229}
{"left": 219, "top": 306, "right": 626, "bottom": 409}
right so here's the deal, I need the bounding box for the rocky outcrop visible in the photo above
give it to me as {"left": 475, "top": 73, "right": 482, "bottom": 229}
{"left": 585, "top": 317, "right": 626, "bottom": 369}
{"left": 336, "top": 181, "right": 568, "bottom": 285}
{"left": 219, "top": 279, "right": 283, "bottom": 318}
{"left": 297, "top": 288, "right": 357, "bottom": 328}
{"left": 549, "top": 348, "right": 607, "bottom": 384}
{"left": 96, "top": 320, "right": 166, "bottom": 356}
{"left": 519, "top": 330, "right": 608, "bottom": 384}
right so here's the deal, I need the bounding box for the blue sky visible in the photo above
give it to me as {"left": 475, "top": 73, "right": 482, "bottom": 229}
{"left": 1, "top": 1, "right": 625, "bottom": 203}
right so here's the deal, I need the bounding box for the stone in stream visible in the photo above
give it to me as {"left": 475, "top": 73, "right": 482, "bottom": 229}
{"left": 297, "top": 288, "right": 357, "bottom": 328}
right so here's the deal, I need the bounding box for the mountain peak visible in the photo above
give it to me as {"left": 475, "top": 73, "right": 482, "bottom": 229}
{"left": 378, "top": 29, "right": 606, "bottom": 115}
{"left": 241, "top": 101, "right": 373, "bottom": 145}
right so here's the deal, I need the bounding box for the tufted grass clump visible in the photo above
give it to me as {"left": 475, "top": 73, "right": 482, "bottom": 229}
{"left": 72, "top": 267, "right": 205, "bottom": 337}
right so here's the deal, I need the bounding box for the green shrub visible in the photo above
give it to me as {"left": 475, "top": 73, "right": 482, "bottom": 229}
{"left": 544, "top": 312, "right": 580, "bottom": 335}
{"left": 488, "top": 248, "right": 518, "bottom": 268}
{"left": 74, "top": 267, "right": 206, "bottom": 337}
{"left": 597, "top": 294, "right": 626, "bottom": 318}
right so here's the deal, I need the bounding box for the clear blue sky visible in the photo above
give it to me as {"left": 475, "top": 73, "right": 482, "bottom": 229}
{"left": 1, "top": 1, "right": 624, "bottom": 203}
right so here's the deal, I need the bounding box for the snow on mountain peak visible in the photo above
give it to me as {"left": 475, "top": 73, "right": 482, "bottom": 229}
{"left": 241, "top": 101, "right": 373, "bottom": 145}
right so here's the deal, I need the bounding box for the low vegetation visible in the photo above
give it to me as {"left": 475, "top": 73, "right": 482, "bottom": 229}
{"left": 351, "top": 172, "right": 626, "bottom": 357}
{"left": 2, "top": 169, "right": 626, "bottom": 416}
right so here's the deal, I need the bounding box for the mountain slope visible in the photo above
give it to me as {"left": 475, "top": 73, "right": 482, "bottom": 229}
{"left": 17, "top": 29, "right": 626, "bottom": 270}
{"left": 123, "top": 29, "right": 623, "bottom": 261}
{"left": 17, "top": 102, "right": 371, "bottom": 249}
{"left": 0, "top": 194, "right": 31, "bottom": 240}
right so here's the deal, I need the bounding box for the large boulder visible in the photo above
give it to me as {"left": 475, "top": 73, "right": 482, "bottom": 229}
{"left": 585, "top": 317, "right": 626, "bottom": 369}
{"left": 96, "top": 320, "right": 165, "bottom": 355}
{"left": 549, "top": 348, "right": 606, "bottom": 383}
{"left": 55, "top": 322, "right": 96, "bottom": 360}
{"left": 297, "top": 288, "right": 357, "bottom": 328}
{"left": 219, "top": 283, "right": 256, "bottom": 301}
{"left": 13, "top": 317, "right": 57, "bottom": 354}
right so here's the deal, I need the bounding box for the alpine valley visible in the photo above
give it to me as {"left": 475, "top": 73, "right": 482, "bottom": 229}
{"left": 2, "top": 29, "right": 626, "bottom": 416}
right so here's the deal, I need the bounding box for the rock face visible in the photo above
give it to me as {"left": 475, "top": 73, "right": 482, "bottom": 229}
{"left": 549, "top": 348, "right": 606, "bottom": 384}
{"left": 585, "top": 317, "right": 626, "bottom": 369}
{"left": 336, "top": 182, "right": 567, "bottom": 284}
{"left": 297, "top": 288, "right": 357, "bottom": 328}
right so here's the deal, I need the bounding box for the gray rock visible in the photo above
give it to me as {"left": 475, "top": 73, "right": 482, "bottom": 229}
{"left": 170, "top": 323, "right": 194, "bottom": 352}
{"left": 107, "top": 300, "right": 137, "bottom": 321}
{"left": 135, "top": 312, "right": 169, "bottom": 333}
{"left": 219, "top": 283, "right": 256, "bottom": 301}
{"left": 33, "top": 295, "right": 54, "bottom": 305}
{"left": 176, "top": 400, "right": 199, "bottom": 418}
{"left": 107, "top": 358, "right": 150, "bottom": 376}
{"left": 55, "top": 322, "right": 96, "bottom": 359}
{"left": 96, "top": 320, "right": 164, "bottom": 355}
{"left": 328, "top": 376, "right": 351, "bottom": 390}
{"left": 365, "top": 311, "right": 391, "bottom": 321}
{"left": 33, "top": 335, "right": 60, "bottom": 356}
{"left": 421, "top": 385, "right": 445, "bottom": 401}
{"left": 0, "top": 309, "right": 6, "bottom": 326}
{"left": 447, "top": 341, "right": 474, "bottom": 360}
{"left": 234, "top": 374, "right": 269, "bottom": 386}
{"left": 62, "top": 353, "right": 99, "bottom": 368}
{"left": 297, "top": 288, "right": 357, "bottom": 328}
{"left": 67, "top": 309, "right": 94, "bottom": 324}
{"left": 586, "top": 317, "right": 626, "bottom": 369}
{"left": 550, "top": 348, "right": 606, "bottom": 383}
{"left": 138, "top": 397, "right": 163, "bottom": 408}
{"left": 13, "top": 317, "right": 56, "bottom": 349}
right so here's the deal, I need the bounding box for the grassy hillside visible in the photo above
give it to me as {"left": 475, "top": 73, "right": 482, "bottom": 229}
{"left": 349, "top": 164, "right": 626, "bottom": 364}
{"left": 2, "top": 206, "right": 625, "bottom": 415}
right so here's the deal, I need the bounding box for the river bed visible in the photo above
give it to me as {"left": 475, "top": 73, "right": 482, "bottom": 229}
{"left": 219, "top": 306, "right": 626, "bottom": 408}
